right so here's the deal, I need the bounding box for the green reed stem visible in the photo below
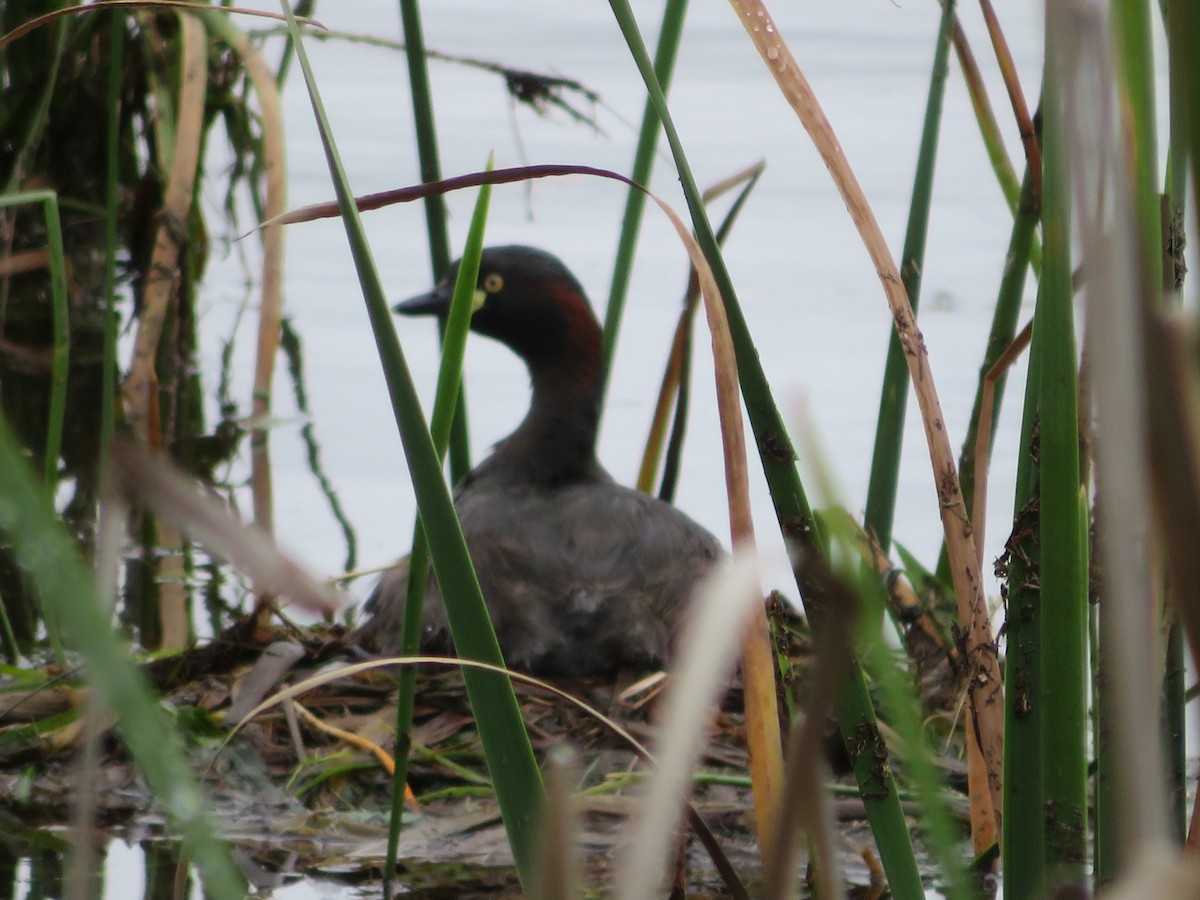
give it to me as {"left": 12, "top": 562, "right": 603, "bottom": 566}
{"left": 1036, "top": 54, "right": 1088, "bottom": 891}
{"left": 0, "top": 190, "right": 69, "bottom": 664}
{"left": 864, "top": 0, "right": 955, "bottom": 555}
{"left": 820, "top": 511, "right": 969, "bottom": 899}
{"left": 601, "top": 0, "right": 688, "bottom": 398}
{"left": 1113, "top": 0, "right": 1162, "bottom": 298}
{"left": 1001, "top": 293, "right": 1044, "bottom": 900}
{"left": 1163, "top": 623, "right": 1187, "bottom": 839}
{"left": 43, "top": 196, "right": 67, "bottom": 490}
{"left": 605, "top": 3, "right": 923, "bottom": 895}
{"left": 0, "top": 191, "right": 70, "bottom": 490}
{"left": 398, "top": 0, "right": 471, "bottom": 483}
{"left": 2, "top": 16, "right": 66, "bottom": 196}
{"left": 278, "top": 320, "right": 359, "bottom": 572}
{"left": 657, "top": 167, "right": 763, "bottom": 503}
{"left": 1169, "top": 3, "right": 1200, "bottom": 218}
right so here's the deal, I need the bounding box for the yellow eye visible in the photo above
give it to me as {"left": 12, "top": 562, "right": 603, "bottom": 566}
{"left": 482, "top": 273, "right": 504, "bottom": 293}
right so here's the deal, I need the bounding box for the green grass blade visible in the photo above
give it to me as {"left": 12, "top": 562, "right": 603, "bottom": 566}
{"left": 1167, "top": 1, "right": 1200, "bottom": 216}
{"left": 840, "top": 534, "right": 970, "bottom": 899}
{"left": 0, "top": 417, "right": 245, "bottom": 898}
{"left": 277, "top": 5, "right": 543, "bottom": 885}
{"left": 2, "top": 15, "right": 66, "bottom": 196}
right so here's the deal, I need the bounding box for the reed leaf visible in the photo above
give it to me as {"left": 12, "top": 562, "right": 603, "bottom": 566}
{"left": 386, "top": 172, "right": 492, "bottom": 886}
{"left": 1036, "top": 19, "right": 1088, "bottom": 889}
{"left": 277, "top": 4, "right": 543, "bottom": 885}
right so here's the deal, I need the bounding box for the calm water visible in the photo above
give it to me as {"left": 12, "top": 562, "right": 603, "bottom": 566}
{"left": 31, "top": 2, "right": 1064, "bottom": 896}
{"left": 202, "top": 0, "right": 1043, "bottom": 609}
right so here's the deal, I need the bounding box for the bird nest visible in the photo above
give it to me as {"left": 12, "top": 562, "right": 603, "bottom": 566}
{"left": 0, "top": 596, "right": 966, "bottom": 895}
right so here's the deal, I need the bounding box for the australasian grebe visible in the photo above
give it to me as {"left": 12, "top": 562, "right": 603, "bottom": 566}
{"left": 356, "top": 245, "right": 721, "bottom": 676}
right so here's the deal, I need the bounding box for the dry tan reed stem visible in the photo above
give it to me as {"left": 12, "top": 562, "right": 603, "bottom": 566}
{"left": 973, "top": 320, "right": 1032, "bottom": 572}
{"left": 121, "top": 14, "right": 205, "bottom": 445}
{"left": 119, "top": 13, "right": 207, "bottom": 650}
{"left": 636, "top": 312, "right": 688, "bottom": 493}
{"left": 223, "top": 27, "right": 288, "bottom": 539}
{"left": 639, "top": 190, "right": 785, "bottom": 861}
{"left": 977, "top": 0, "right": 1041, "bottom": 197}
